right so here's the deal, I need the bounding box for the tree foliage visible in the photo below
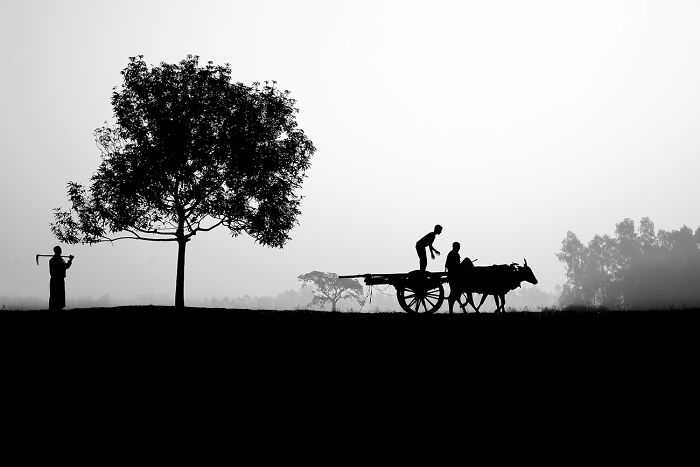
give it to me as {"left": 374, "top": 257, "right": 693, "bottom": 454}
{"left": 297, "top": 271, "right": 365, "bottom": 312}
{"left": 52, "top": 55, "right": 315, "bottom": 306}
{"left": 557, "top": 217, "right": 700, "bottom": 309}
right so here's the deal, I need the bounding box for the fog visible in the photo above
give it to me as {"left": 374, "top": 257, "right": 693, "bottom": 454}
{"left": 559, "top": 217, "right": 700, "bottom": 309}
{"left": 1, "top": 282, "right": 557, "bottom": 312}
{"left": 2, "top": 1, "right": 700, "bottom": 309}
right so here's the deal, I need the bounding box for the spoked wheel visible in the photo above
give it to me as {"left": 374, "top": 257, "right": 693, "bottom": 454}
{"left": 396, "top": 271, "right": 445, "bottom": 314}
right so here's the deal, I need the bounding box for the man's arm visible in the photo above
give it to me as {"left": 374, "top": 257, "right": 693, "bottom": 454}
{"left": 66, "top": 255, "right": 74, "bottom": 270}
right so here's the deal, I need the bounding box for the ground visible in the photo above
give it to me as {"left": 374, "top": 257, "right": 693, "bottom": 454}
{"left": 3, "top": 306, "right": 698, "bottom": 350}
{"left": 1, "top": 306, "right": 696, "bottom": 418}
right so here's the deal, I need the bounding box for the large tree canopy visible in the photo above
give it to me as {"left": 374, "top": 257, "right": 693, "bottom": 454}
{"left": 52, "top": 55, "right": 315, "bottom": 307}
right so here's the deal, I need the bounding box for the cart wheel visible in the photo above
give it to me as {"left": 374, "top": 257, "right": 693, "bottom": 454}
{"left": 397, "top": 274, "right": 445, "bottom": 314}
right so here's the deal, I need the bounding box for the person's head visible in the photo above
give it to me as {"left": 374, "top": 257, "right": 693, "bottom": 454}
{"left": 434, "top": 224, "right": 443, "bottom": 234}
{"left": 452, "top": 242, "right": 460, "bottom": 251}
{"left": 53, "top": 245, "right": 62, "bottom": 255}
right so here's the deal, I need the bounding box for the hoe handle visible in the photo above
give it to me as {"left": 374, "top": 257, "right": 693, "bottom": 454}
{"left": 35, "top": 254, "right": 73, "bottom": 265}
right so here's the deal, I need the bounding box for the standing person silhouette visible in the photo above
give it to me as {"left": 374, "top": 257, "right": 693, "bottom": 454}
{"left": 416, "top": 225, "right": 442, "bottom": 272}
{"left": 49, "top": 246, "right": 73, "bottom": 311}
{"left": 445, "top": 242, "right": 461, "bottom": 313}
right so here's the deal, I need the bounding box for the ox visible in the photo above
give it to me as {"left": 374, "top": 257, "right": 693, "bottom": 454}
{"left": 448, "top": 259, "right": 538, "bottom": 313}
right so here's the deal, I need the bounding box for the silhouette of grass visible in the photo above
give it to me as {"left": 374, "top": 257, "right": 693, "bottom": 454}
{"left": 2, "top": 306, "right": 696, "bottom": 391}
{"left": 3, "top": 305, "right": 698, "bottom": 336}
{"left": 2, "top": 304, "right": 698, "bottom": 315}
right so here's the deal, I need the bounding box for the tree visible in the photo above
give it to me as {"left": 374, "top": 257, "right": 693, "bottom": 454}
{"left": 584, "top": 234, "right": 617, "bottom": 306}
{"left": 52, "top": 55, "right": 315, "bottom": 308}
{"left": 556, "top": 231, "right": 587, "bottom": 305}
{"left": 558, "top": 217, "right": 700, "bottom": 309}
{"left": 297, "top": 271, "right": 365, "bottom": 312}
{"left": 638, "top": 217, "right": 657, "bottom": 255}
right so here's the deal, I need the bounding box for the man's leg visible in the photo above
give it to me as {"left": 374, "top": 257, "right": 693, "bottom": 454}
{"left": 417, "top": 247, "right": 427, "bottom": 271}
{"left": 49, "top": 278, "right": 57, "bottom": 311}
{"left": 448, "top": 281, "right": 461, "bottom": 313}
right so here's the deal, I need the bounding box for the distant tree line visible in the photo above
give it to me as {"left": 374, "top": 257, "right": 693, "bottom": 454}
{"left": 557, "top": 217, "right": 700, "bottom": 309}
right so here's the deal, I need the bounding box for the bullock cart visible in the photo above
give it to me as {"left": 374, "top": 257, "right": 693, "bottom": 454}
{"left": 339, "top": 270, "right": 449, "bottom": 314}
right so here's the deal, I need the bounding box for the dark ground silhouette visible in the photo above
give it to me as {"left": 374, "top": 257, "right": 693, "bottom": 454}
{"left": 4, "top": 305, "right": 699, "bottom": 348}
{"left": 2, "top": 306, "right": 697, "bottom": 416}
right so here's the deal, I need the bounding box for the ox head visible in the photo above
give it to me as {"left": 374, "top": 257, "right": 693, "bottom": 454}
{"left": 519, "top": 258, "right": 538, "bottom": 285}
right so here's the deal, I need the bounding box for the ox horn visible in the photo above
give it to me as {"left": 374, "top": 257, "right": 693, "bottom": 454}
{"left": 524, "top": 258, "right": 527, "bottom": 266}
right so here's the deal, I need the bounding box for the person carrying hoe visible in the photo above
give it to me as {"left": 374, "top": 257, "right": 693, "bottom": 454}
{"left": 49, "top": 245, "right": 74, "bottom": 311}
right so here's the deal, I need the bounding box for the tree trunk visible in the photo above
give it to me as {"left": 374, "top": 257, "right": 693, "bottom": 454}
{"left": 175, "top": 237, "right": 187, "bottom": 309}
{"left": 331, "top": 299, "right": 337, "bottom": 312}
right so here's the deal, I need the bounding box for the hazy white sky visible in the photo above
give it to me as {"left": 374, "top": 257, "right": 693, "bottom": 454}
{"left": 2, "top": 0, "right": 700, "bottom": 303}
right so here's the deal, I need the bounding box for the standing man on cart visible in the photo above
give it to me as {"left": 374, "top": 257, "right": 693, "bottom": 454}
{"left": 416, "top": 224, "right": 442, "bottom": 272}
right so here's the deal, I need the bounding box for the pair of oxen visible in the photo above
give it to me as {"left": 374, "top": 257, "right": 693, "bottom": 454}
{"left": 447, "top": 259, "right": 538, "bottom": 313}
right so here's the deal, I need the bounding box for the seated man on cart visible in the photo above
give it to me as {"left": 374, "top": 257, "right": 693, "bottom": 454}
{"left": 446, "top": 251, "right": 479, "bottom": 314}
{"left": 445, "top": 242, "right": 461, "bottom": 313}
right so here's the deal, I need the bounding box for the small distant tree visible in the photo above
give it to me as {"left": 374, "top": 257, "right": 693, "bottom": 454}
{"left": 297, "top": 271, "right": 365, "bottom": 312}
{"left": 51, "top": 55, "right": 315, "bottom": 308}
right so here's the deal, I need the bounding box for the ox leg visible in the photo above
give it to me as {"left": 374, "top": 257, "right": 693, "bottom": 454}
{"left": 476, "top": 294, "right": 488, "bottom": 312}
{"left": 493, "top": 295, "right": 500, "bottom": 313}
{"left": 459, "top": 293, "right": 468, "bottom": 313}
{"left": 456, "top": 291, "right": 469, "bottom": 312}
{"left": 448, "top": 286, "right": 462, "bottom": 314}
{"left": 465, "top": 292, "right": 477, "bottom": 313}
{"left": 499, "top": 293, "right": 507, "bottom": 313}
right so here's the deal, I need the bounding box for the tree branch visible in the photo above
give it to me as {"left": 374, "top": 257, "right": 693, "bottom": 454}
{"left": 111, "top": 236, "right": 177, "bottom": 242}
{"left": 133, "top": 226, "right": 178, "bottom": 236}
{"left": 184, "top": 217, "right": 196, "bottom": 235}
{"left": 92, "top": 233, "right": 177, "bottom": 243}
{"left": 123, "top": 229, "right": 179, "bottom": 242}
{"left": 195, "top": 218, "right": 224, "bottom": 233}
{"left": 184, "top": 197, "right": 204, "bottom": 216}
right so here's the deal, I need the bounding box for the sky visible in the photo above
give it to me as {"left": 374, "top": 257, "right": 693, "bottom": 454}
{"left": 2, "top": 0, "right": 700, "bottom": 305}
